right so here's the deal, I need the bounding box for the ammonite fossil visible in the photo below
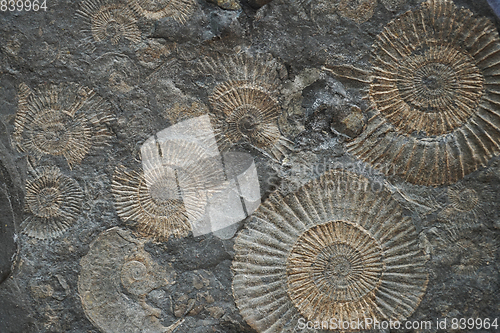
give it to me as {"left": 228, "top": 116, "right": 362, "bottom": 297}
{"left": 78, "top": 227, "right": 178, "bottom": 333}
{"left": 112, "top": 139, "right": 225, "bottom": 241}
{"left": 232, "top": 169, "right": 428, "bottom": 332}
{"left": 128, "top": 0, "right": 196, "bottom": 23}
{"left": 20, "top": 167, "right": 83, "bottom": 239}
{"left": 337, "top": 0, "right": 377, "bottom": 24}
{"left": 326, "top": 0, "right": 500, "bottom": 186}
{"left": 13, "top": 82, "right": 115, "bottom": 168}
{"left": 77, "top": 0, "right": 142, "bottom": 50}
{"left": 202, "top": 53, "right": 293, "bottom": 161}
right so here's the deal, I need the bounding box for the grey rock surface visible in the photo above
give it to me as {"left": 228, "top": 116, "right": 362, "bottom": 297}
{"left": 1, "top": 0, "right": 500, "bottom": 332}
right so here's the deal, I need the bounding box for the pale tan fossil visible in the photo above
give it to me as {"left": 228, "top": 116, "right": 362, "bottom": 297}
{"left": 78, "top": 227, "right": 183, "bottom": 333}
{"left": 232, "top": 169, "right": 428, "bottom": 332}
{"left": 77, "top": 0, "right": 142, "bottom": 50}
{"left": 337, "top": 0, "right": 377, "bottom": 24}
{"left": 324, "top": 0, "right": 500, "bottom": 186}
{"left": 13, "top": 82, "right": 115, "bottom": 168}
{"left": 128, "top": 0, "right": 196, "bottom": 23}
{"left": 21, "top": 166, "right": 83, "bottom": 239}
{"left": 112, "top": 139, "right": 225, "bottom": 241}
{"left": 201, "top": 53, "right": 293, "bottom": 161}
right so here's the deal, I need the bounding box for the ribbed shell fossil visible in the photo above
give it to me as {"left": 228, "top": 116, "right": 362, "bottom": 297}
{"left": 202, "top": 53, "right": 292, "bottom": 161}
{"left": 112, "top": 140, "right": 224, "bottom": 241}
{"left": 13, "top": 82, "right": 115, "bottom": 168}
{"left": 78, "top": 227, "right": 177, "bottom": 333}
{"left": 434, "top": 227, "right": 497, "bottom": 275}
{"left": 232, "top": 169, "right": 428, "bottom": 332}
{"left": 128, "top": 0, "right": 196, "bottom": 23}
{"left": 328, "top": 0, "right": 500, "bottom": 186}
{"left": 77, "top": 0, "right": 141, "bottom": 50}
{"left": 20, "top": 167, "right": 83, "bottom": 239}
{"left": 337, "top": 0, "right": 377, "bottom": 24}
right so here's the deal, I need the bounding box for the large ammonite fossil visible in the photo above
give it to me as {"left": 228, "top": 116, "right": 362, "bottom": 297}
{"left": 232, "top": 169, "right": 428, "bottom": 332}
{"left": 21, "top": 166, "right": 83, "bottom": 239}
{"left": 13, "top": 82, "right": 115, "bottom": 168}
{"left": 202, "top": 53, "right": 293, "bottom": 162}
{"left": 326, "top": 0, "right": 500, "bottom": 186}
{"left": 78, "top": 227, "right": 179, "bottom": 333}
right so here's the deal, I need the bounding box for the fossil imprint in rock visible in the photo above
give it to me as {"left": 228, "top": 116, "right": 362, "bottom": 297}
{"left": 128, "top": 0, "right": 196, "bottom": 23}
{"left": 232, "top": 170, "right": 428, "bottom": 332}
{"left": 21, "top": 166, "right": 83, "bottom": 239}
{"left": 325, "top": 0, "right": 500, "bottom": 186}
{"left": 77, "top": 0, "right": 142, "bottom": 50}
{"left": 201, "top": 53, "right": 293, "bottom": 162}
{"left": 78, "top": 227, "right": 183, "bottom": 333}
{"left": 13, "top": 82, "right": 115, "bottom": 168}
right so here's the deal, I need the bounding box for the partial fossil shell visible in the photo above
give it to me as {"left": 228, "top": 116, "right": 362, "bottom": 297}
{"left": 202, "top": 53, "right": 292, "bottom": 161}
{"left": 112, "top": 140, "right": 224, "bottom": 241}
{"left": 77, "top": 0, "right": 142, "bottom": 51}
{"left": 380, "top": 0, "right": 405, "bottom": 11}
{"left": 433, "top": 226, "right": 497, "bottom": 275}
{"left": 78, "top": 227, "right": 176, "bottom": 333}
{"left": 92, "top": 53, "right": 139, "bottom": 93}
{"left": 135, "top": 40, "right": 174, "bottom": 69}
{"left": 328, "top": 0, "right": 500, "bottom": 186}
{"left": 232, "top": 169, "right": 428, "bottom": 332}
{"left": 128, "top": 0, "right": 196, "bottom": 23}
{"left": 337, "top": 0, "right": 377, "bottom": 24}
{"left": 13, "top": 82, "right": 115, "bottom": 168}
{"left": 20, "top": 167, "right": 83, "bottom": 240}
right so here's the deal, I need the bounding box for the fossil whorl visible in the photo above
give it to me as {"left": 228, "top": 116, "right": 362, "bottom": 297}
{"left": 232, "top": 170, "right": 428, "bottom": 332}
{"left": 112, "top": 140, "right": 224, "bottom": 241}
{"left": 78, "top": 227, "right": 175, "bottom": 333}
{"left": 340, "top": 0, "right": 500, "bottom": 186}
{"left": 202, "top": 53, "right": 292, "bottom": 161}
{"left": 13, "top": 82, "right": 115, "bottom": 168}
{"left": 128, "top": 0, "right": 196, "bottom": 23}
{"left": 21, "top": 166, "right": 83, "bottom": 239}
{"left": 77, "top": 0, "right": 142, "bottom": 50}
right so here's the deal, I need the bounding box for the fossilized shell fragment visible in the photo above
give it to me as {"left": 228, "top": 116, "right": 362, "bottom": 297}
{"left": 135, "top": 40, "right": 173, "bottom": 69}
{"left": 13, "top": 82, "right": 115, "bottom": 168}
{"left": 344, "top": 0, "right": 500, "bottom": 186}
{"left": 92, "top": 53, "right": 139, "bottom": 93}
{"left": 78, "top": 227, "right": 176, "bottom": 333}
{"left": 20, "top": 167, "right": 83, "bottom": 239}
{"left": 77, "top": 0, "right": 142, "bottom": 50}
{"left": 232, "top": 170, "right": 428, "bottom": 332}
{"left": 337, "top": 0, "right": 377, "bottom": 24}
{"left": 128, "top": 0, "right": 196, "bottom": 23}
{"left": 202, "top": 53, "right": 293, "bottom": 161}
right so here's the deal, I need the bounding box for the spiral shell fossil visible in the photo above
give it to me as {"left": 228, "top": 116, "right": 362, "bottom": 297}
{"left": 20, "top": 166, "right": 83, "bottom": 239}
{"left": 128, "top": 0, "right": 196, "bottom": 23}
{"left": 77, "top": 0, "right": 142, "bottom": 50}
{"left": 232, "top": 169, "right": 428, "bottom": 332}
{"left": 202, "top": 53, "right": 292, "bottom": 161}
{"left": 326, "top": 0, "right": 500, "bottom": 186}
{"left": 112, "top": 138, "right": 225, "bottom": 241}
{"left": 78, "top": 227, "right": 176, "bottom": 333}
{"left": 13, "top": 82, "right": 115, "bottom": 168}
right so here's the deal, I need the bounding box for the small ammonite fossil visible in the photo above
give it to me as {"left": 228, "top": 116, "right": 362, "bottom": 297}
{"left": 201, "top": 53, "right": 293, "bottom": 161}
{"left": 128, "top": 0, "right": 196, "bottom": 23}
{"left": 337, "top": 0, "right": 377, "bottom": 24}
{"left": 325, "top": 0, "right": 500, "bottom": 186}
{"left": 433, "top": 226, "right": 497, "bottom": 276}
{"left": 78, "top": 227, "right": 179, "bottom": 333}
{"left": 21, "top": 166, "right": 83, "bottom": 240}
{"left": 13, "top": 82, "right": 115, "bottom": 168}
{"left": 76, "top": 0, "right": 142, "bottom": 51}
{"left": 232, "top": 169, "right": 428, "bottom": 332}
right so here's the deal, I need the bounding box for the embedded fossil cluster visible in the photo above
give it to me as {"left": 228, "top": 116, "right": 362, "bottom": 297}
{"left": 2, "top": 0, "right": 500, "bottom": 332}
